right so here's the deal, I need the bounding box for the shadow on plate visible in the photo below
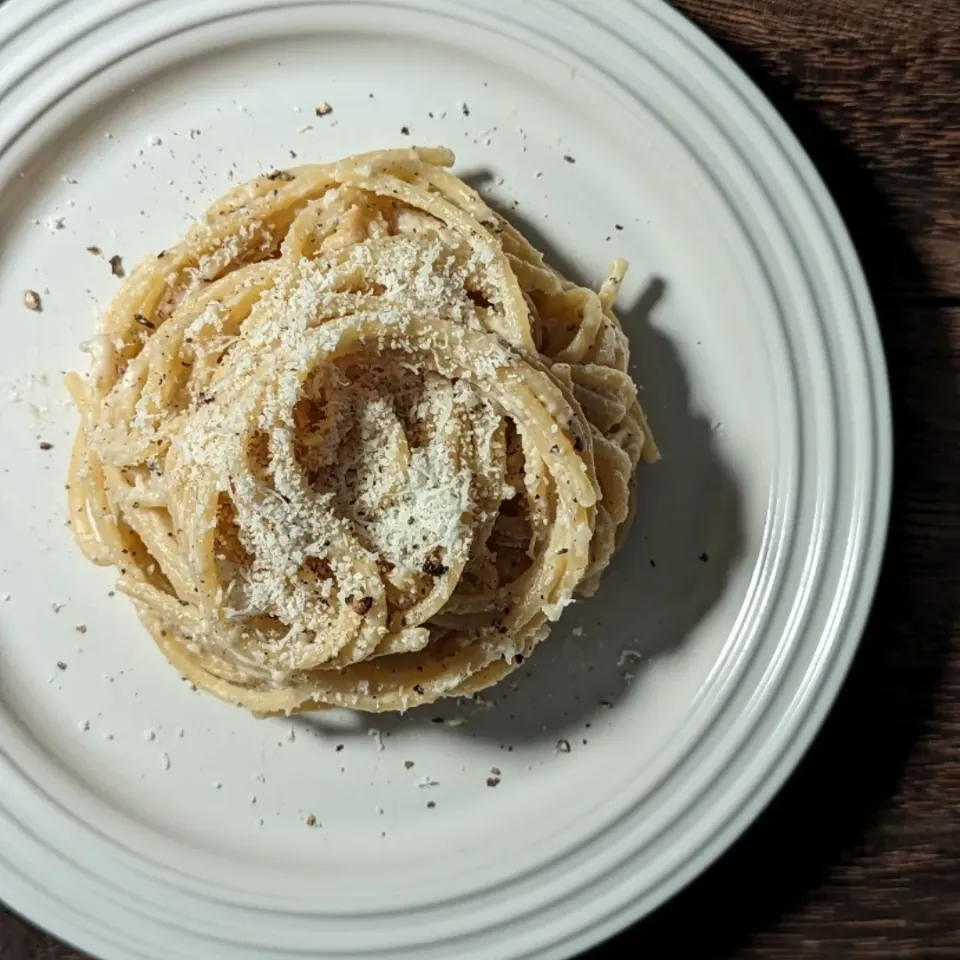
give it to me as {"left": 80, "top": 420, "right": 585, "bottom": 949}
{"left": 590, "top": 27, "right": 960, "bottom": 959}
{"left": 296, "top": 196, "right": 745, "bottom": 747}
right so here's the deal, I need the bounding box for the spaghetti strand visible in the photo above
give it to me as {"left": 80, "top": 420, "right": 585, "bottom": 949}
{"left": 67, "top": 147, "right": 655, "bottom": 715}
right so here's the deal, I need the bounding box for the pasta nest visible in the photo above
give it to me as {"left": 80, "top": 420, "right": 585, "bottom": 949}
{"left": 67, "top": 147, "right": 655, "bottom": 715}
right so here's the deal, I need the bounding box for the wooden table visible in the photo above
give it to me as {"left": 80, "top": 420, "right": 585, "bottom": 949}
{"left": 3, "top": 1, "right": 958, "bottom": 957}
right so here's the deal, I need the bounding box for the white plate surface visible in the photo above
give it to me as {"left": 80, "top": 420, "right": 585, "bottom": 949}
{"left": 0, "top": 1, "right": 890, "bottom": 958}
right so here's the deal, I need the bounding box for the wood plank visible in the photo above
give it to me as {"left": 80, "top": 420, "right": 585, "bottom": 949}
{"left": 672, "top": 0, "right": 960, "bottom": 298}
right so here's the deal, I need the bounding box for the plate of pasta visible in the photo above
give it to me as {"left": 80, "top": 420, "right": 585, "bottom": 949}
{"left": 0, "top": 2, "right": 890, "bottom": 960}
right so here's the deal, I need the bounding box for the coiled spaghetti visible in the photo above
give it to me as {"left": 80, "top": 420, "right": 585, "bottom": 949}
{"left": 66, "top": 147, "right": 656, "bottom": 715}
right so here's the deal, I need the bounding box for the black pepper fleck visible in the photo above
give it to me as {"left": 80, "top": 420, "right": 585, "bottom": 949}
{"left": 349, "top": 595, "right": 374, "bottom": 615}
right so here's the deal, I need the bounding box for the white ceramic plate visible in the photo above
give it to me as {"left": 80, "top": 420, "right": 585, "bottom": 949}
{"left": 0, "top": 1, "right": 890, "bottom": 958}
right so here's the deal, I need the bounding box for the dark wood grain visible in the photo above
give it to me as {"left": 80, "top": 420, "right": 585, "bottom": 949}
{"left": 2, "top": 0, "right": 959, "bottom": 957}
{"left": 673, "top": 0, "right": 960, "bottom": 300}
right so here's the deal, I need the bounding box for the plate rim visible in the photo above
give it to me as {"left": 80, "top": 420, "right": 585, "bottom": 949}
{"left": 0, "top": 0, "right": 892, "bottom": 957}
